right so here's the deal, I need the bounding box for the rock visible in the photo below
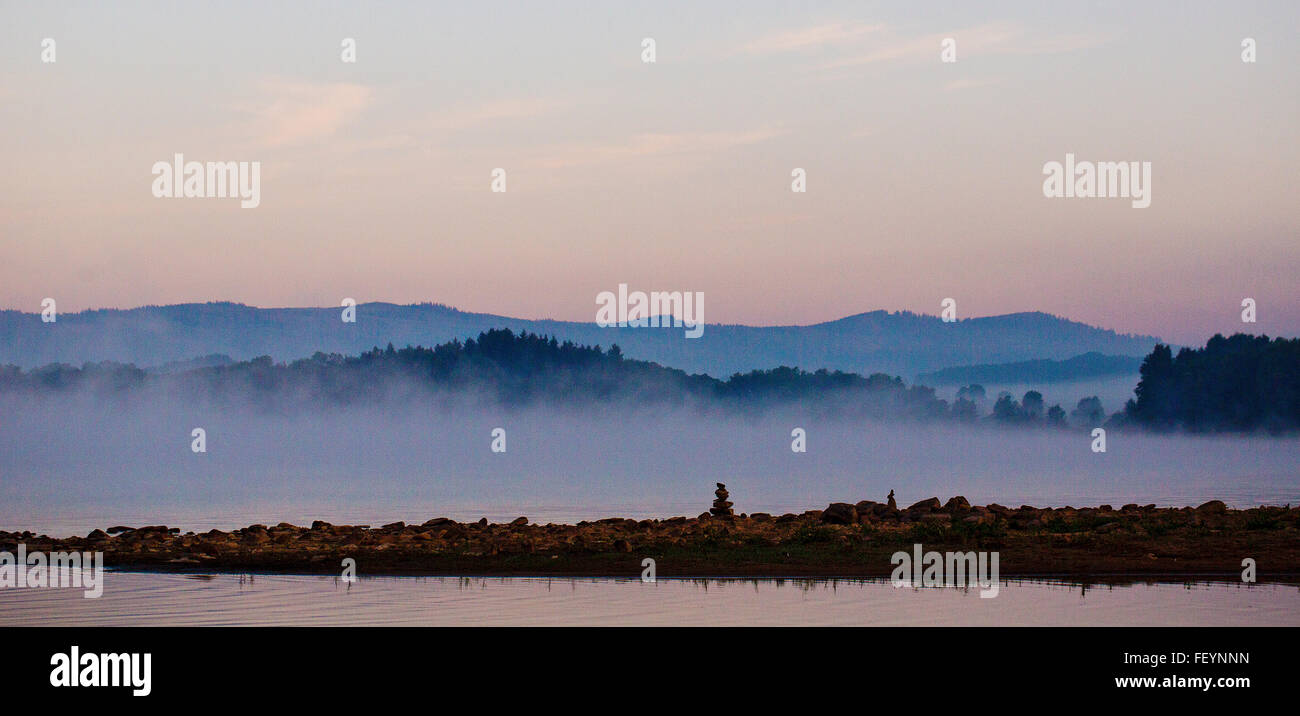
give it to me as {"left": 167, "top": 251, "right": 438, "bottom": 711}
{"left": 86, "top": 529, "right": 108, "bottom": 540}
{"left": 310, "top": 521, "right": 332, "bottom": 531}
{"left": 710, "top": 483, "right": 735, "bottom": 517}
{"left": 511, "top": 516, "right": 529, "bottom": 526}
{"left": 820, "top": 503, "right": 858, "bottom": 525}
{"left": 437, "top": 525, "right": 468, "bottom": 541}
{"left": 921, "top": 513, "right": 951, "bottom": 523}
{"left": 382, "top": 521, "right": 405, "bottom": 531}
{"left": 943, "top": 496, "right": 971, "bottom": 512}
{"left": 612, "top": 539, "right": 632, "bottom": 553}
{"left": 106, "top": 526, "right": 135, "bottom": 535}
{"left": 1098, "top": 505, "right": 1113, "bottom": 512}
{"left": 750, "top": 513, "right": 772, "bottom": 522}
{"left": 1121, "top": 504, "right": 1139, "bottom": 512}
{"left": 422, "top": 517, "right": 455, "bottom": 528}
{"left": 855, "top": 500, "right": 885, "bottom": 516}
{"left": 886, "top": 490, "right": 897, "bottom": 510}
{"left": 1196, "top": 500, "right": 1227, "bottom": 515}
{"left": 907, "top": 497, "right": 941, "bottom": 513}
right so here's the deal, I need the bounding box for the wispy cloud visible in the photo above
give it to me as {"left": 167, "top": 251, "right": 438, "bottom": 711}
{"left": 424, "top": 98, "right": 562, "bottom": 132}
{"left": 535, "top": 128, "right": 786, "bottom": 169}
{"left": 741, "top": 22, "right": 885, "bottom": 54}
{"left": 944, "top": 77, "right": 1001, "bottom": 92}
{"left": 238, "top": 78, "right": 374, "bottom": 147}
{"left": 819, "top": 21, "right": 1113, "bottom": 70}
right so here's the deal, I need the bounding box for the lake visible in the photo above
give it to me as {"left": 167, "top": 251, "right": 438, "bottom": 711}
{"left": 2, "top": 404, "right": 1298, "bottom": 536}
{"left": 1, "top": 572, "right": 1297, "bottom": 627}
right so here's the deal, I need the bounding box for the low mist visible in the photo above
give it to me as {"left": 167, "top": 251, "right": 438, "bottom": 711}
{"left": 3, "top": 385, "right": 1296, "bottom": 536}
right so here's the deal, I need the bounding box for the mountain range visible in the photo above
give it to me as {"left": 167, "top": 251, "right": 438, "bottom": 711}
{"left": 917, "top": 352, "right": 1143, "bottom": 386}
{"left": 0, "top": 302, "right": 1161, "bottom": 379}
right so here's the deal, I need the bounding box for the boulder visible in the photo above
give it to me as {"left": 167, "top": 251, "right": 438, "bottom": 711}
{"left": 1196, "top": 500, "right": 1227, "bottom": 515}
{"left": 943, "top": 496, "right": 971, "bottom": 512}
{"left": 511, "top": 516, "right": 529, "bottom": 526}
{"left": 820, "top": 503, "right": 858, "bottom": 525}
{"left": 906, "top": 497, "right": 941, "bottom": 513}
{"left": 421, "top": 517, "right": 455, "bottom": 528}
{"left": 855, "top": 500, "right": 886, "bottom": 516}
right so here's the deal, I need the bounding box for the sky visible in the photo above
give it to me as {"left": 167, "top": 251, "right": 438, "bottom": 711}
{"left": 1, "top": 0, "right": 1296, "bottom": 346}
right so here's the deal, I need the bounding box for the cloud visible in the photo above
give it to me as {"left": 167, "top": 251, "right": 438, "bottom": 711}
{"left": 819, "top": 21, "right": 1113, "bottom": 70}
{"left": 424, "top": 98, "right": 561, "bottom": 132}
{"left": 533, "top": 128, "right": 785, "bottom": 169}
{"left": 741, "top": 22, "right": 885, "bottom": 54}
{"left": 943, "top": 77, "right": 1001, "bottom": 91}
{"left": 239, "top": 78, "right": 374, "bottom": 147}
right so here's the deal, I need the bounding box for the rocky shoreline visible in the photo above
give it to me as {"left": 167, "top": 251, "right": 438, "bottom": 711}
{"left": 4, "top": 497, "right": 1299, "bottom": 581}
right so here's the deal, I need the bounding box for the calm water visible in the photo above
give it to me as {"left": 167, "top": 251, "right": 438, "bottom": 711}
{"left": 3, "top": 406, "right": 1298, "bottom": 536}
{"left": 1, "top": 572, "right": 1297, "bottom": 626}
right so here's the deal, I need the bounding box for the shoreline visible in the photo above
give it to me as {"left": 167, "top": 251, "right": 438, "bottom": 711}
{"left": 5, "top": 497, "right": 1298, "bottom": 581}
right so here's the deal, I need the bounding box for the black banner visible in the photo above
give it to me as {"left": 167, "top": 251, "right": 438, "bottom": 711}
{"left": 5, "top": 626, "right": 1287, "bottom": 703}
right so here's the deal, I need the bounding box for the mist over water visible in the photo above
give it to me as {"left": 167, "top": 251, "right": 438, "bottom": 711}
{"left": 2, "top": 389, "right": 1297, "bottom": 536}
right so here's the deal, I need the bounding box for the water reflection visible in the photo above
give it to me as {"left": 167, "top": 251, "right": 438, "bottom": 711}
{"left": 2, "top": 571, "right": 1297, "bottom": 627}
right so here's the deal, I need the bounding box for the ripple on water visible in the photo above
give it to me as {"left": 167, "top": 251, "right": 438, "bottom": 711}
{"left": 1, "top": 572, "right": 1298, "bottom": 627}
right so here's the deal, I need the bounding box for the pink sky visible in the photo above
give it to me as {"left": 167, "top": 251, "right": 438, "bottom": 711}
{"left": 1, "top": 2, "right": 1296, "bottom": 345}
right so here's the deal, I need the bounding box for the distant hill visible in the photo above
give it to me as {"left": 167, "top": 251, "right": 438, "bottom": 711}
{"left": 917, "top": 352, "right": 1143, "bottom": 386}
{"left": 0, "top": 329, "right": 956, "bottom": 421}
{"left": 0, "top": 302, "right": 1161, "bottom": 378}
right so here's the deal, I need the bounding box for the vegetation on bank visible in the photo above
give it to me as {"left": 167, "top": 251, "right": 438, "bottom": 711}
{"left": 5, "top": 498, "right": 1297, "bottom": 579}
{"left": 2, "top": 329, "right": 1295, "bottom": 432}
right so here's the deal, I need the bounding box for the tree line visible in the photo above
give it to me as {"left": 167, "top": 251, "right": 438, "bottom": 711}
{"left": 2, "top": 329, "right": 1294, "bottom": 433}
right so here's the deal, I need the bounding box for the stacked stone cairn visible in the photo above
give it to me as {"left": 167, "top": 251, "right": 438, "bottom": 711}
{"left": 710, "top": 482, "right": 734, "bottom": 517}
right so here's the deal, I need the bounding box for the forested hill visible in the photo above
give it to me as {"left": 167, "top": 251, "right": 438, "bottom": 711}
{"left": 1125, "top": 334, "right": 1300, "bottom": 433}
{"left": 5, "top": 329, "right": 1294, "bottom": 433}
{"left": 0, "top": 302, "right": 1160, "bottom": 378}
